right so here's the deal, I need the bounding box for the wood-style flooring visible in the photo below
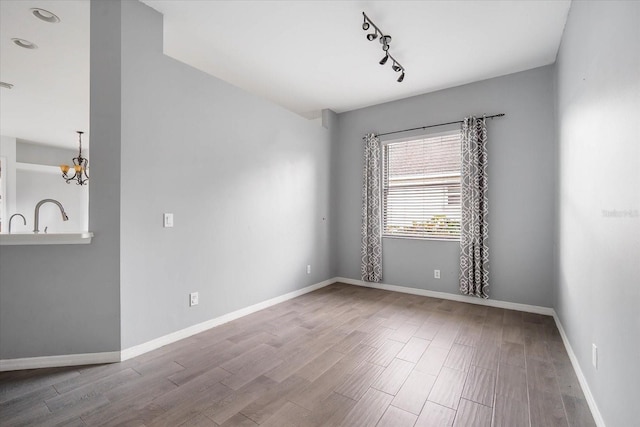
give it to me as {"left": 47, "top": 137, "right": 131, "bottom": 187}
{"left": 0, "top": 283, "right": 596, "bottom": 426}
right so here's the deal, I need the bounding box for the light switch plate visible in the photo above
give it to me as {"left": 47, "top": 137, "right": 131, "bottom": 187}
{"left": 163, "top": 213, "right": 174, "bottom": 228}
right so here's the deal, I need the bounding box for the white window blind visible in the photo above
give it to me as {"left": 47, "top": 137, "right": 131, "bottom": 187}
{"left": 382, "top": 131, "right": 462, "bottom": 240}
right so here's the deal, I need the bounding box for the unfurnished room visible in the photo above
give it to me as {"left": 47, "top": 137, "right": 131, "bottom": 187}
{"left": 0, "top": 1, "right": 638, "bottom": 426}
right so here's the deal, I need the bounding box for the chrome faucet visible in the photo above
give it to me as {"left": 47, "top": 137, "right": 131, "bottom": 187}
{"left": 8, "top": 213, "right": 26, "bottom": 233}
{"left": 34, "top": 199, "right": 69, "bottom": 233}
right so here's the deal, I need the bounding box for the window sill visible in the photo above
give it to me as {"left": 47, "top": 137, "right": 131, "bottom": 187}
{"left": 382, "top": 235, "right": 460, "bottom": 242}
{"left": 0, "top": 232, "right": 94, "bottom": 246}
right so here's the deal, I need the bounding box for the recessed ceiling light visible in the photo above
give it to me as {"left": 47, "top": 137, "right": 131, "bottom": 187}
{"left": 0, "top": 82, "right": 14, "bottom": 89}
{"left": 31, "top": 8, "right": 60, "bottom": 23}
{"left": 12, "top": 38, "right": 38, "bottom": 49}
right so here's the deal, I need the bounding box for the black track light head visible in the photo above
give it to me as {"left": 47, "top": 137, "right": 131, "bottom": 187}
{"left": 379, "top": 54, "right": 388, "bottom": 65}
{"left": 397, "top": 72, "right": 405, "bottom": 82}
{"left": 382, "top": 43, "right": 389, "bottom": 52}
{"left": 362, "top": 15, "right": 370, "bottom": 30}
{"left": 379, "top": 35, "right": 392, "bottom": 45}
{"left": 367, "top": 33, "right": 378, "bottom": 41}
{"left": 392, "top": 63, "right": 402, "bottom": 72}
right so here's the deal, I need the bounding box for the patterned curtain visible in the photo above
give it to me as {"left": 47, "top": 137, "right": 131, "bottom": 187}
{"left": 361, "top": 133, "right": 383, "bottom": 282}
{"left": 459, "top": 117, "right": 489, "bottom": 298}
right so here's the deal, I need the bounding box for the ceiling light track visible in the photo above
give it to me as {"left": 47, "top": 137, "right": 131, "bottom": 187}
{"left": 362, "top": 12, "right": 405, "bottom": 82}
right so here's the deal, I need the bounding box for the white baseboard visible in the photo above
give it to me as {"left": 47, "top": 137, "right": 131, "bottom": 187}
{"left": 335, "top": 277, "right": 603, "bottom": 425}
{"left": 0, "top": 351, "right": 120, "bottom": 372}
{"left": 339, "top": 277, "right": 604, "bottom": 425}
{"left": 0, "top": 263, "right": 590, "bottom": 427}
{"left": 0, "top": 278, "right": 335, "bottom": 371}
{"left": 552, "top": 311, "right": 606, "bottom": 427}
{"left": 0, "top": 276, "right": 604, "bottom": 426}
{"left": 336, "top": 277, "right": 554, "bottom": 316}
{"left": 120, "top": 278, "right": 336, "bottom": 361}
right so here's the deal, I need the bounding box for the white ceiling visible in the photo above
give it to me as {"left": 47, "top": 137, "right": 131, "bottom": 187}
{"left": 142, "top": 0, "right": 571, "bottom": 118}
{"left": 0, "top": 1, "right": 570, "bottom": 148}
{"left": 0, "top": 0, "right": 89, "bottom": 149}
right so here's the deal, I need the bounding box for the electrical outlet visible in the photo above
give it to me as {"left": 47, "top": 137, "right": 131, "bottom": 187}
{"left": 307, "top": 265, "right": 311, "bottom": 274}
{"left": 434, "top": 269, "right": 441, "bottom": 279}
{"left": 163, "top": 213, "right": 174, "bottom": 228}
{"left": 592, "top": 344, "right": 598, "bottom": 369}
{"left": 189, "top": 292, "right": 199, "bottom": 307}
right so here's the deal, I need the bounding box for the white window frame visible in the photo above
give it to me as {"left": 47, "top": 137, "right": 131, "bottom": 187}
{"left": 381, "top": 129, "right": 462, "bottom": 241}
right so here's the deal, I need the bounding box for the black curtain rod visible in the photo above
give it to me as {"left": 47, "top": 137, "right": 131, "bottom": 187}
{"left": 376, "top": 113, "right": 505, "bottom": 137}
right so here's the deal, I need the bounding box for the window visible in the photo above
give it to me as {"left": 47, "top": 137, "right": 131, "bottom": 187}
{"left": 382, "top": 131, "right": 462, "bottom": 240}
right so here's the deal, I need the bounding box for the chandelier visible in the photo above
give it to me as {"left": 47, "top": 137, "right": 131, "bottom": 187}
{"left": 60, "top": 131, "right": 89, "bottom": 185}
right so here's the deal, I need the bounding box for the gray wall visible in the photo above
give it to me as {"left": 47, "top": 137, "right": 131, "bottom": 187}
{"left": 0, "top": 0, "right": 336, "bottom": 357}
{"left": 118, "top": 1, "right": 334, "bottom": 349}
{"left": 17, "top": 141, "right": 77, "bottom": 167}
{"left": 334, "top": 66, "right": 556, "bottom": 307}
{"left": 554, "top": 1, "right": 640, "bottom": 426}
{"left": 0, "top": 0, "right": 121, "bottom": 359}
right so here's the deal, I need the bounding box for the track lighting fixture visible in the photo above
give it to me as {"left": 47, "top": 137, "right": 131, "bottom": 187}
{"left": 361, "top": 12, "right": 405, "bottom": 82}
